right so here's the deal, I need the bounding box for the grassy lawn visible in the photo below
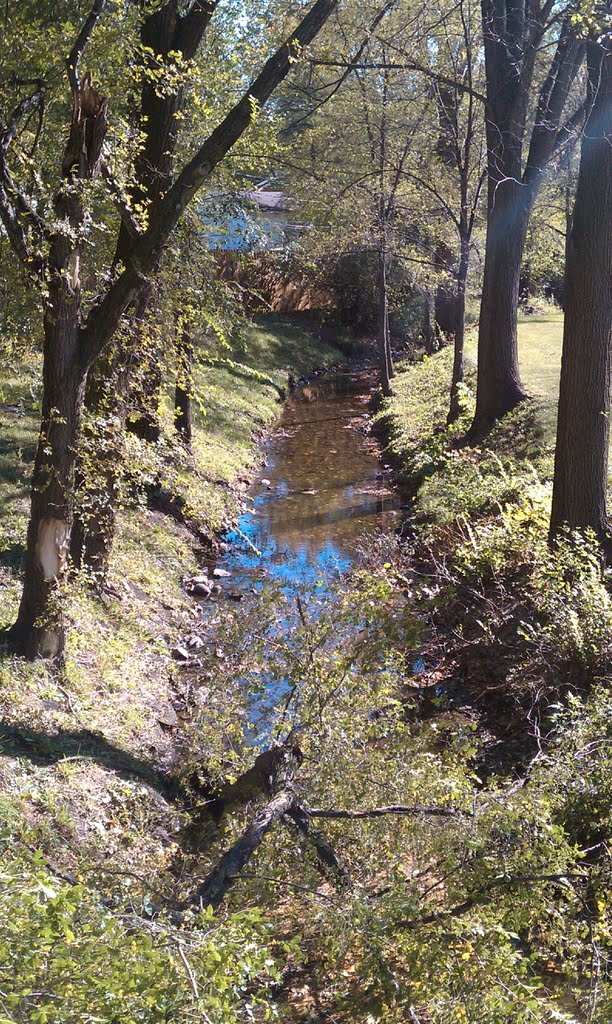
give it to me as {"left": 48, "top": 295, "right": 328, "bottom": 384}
{"left": 517, "top": 311, "right": 563, "bottom": 440}
{"left": 384, "top": 307, "right": 612, "bottom": 506}
{"left": 462, "top": 310, "right": 564, "bottom": 441}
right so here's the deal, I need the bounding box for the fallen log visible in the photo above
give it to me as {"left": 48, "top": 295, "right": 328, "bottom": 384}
{"left": 188, "top": 742, "right": 304, "bottom": 821}
{"left": 179, "top": 788, "right": 297, "bottom": 911}
{"left": 285, "top": 804, "right": 351, "bottom": 888}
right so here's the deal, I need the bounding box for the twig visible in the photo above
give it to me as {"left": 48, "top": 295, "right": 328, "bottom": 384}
{"left": 240, "top": 871, "right": 339, "bottom": 902}
{"left": 178, "top": 944, "right": 200, "bottom": 1001}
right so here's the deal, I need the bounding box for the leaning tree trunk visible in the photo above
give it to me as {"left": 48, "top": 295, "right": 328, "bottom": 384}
{"left": 549, "top": 42, "right": 612, "bottom": 545}
{"left": 472, "top": 179, "right": 532, "bottom": 430}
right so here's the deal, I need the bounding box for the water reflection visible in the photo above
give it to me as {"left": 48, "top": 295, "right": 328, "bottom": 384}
{"left": 222, "top": 375, "right": 399, "bottom": 594}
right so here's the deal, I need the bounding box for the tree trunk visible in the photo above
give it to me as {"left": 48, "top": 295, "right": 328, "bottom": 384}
{"left": 448, "top": 239, "right": 469, "bottom": 425}
{"left": 174, "top": 327, "right": 193, "bottom": 445}
{"left": 70, "top": 353, "right": 125, "bottom": 581}
{"left": 378, "top": 246, "right": 393, "bottom": 397}
{"left": 13, "top": 297, "right": 87, "bottom": 657}
{"left": 11, "top": 69, "right": 107, "bottom": 656}
{"left": 434, "top": 242, "right": 458, "bottom": 343}
{"left": 472, "top": 4, "right": 584, "bottom": 433}
{"left": 549, "top": 42, "right": 612, "bottom": 545}
{"left": 472, "top": 179, "right": 531, "bottom": 429}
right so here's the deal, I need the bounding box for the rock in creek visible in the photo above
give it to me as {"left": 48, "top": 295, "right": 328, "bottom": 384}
{"left": 157, "top": 704, "right": 179, "bottom": 729}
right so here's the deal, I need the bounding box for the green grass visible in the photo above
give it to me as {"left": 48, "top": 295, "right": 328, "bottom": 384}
{"left": 383, "top": 309, "right": 612, "bottom": 520}
{"left": 461, "top": 309, "right": 564, "bottom": 441}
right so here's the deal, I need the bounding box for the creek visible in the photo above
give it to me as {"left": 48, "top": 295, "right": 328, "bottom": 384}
{"left": 218, "top": 369, "right": 400, "bottom": 600}
{"left": 185, "top": 368, "right": 404, "bottom": 738}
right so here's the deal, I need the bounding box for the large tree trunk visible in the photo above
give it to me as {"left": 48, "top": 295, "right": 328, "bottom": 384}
{"left": 549, "top": 42, "right": 612, "bottom": 545}
{"left": 13, "top": 312, "right": 87, "bottom": 658}
{"left": 472, "top": 179, "right": 531, "bottom": 429}
{"left": 11, "top": 68, "right": 107, "bottom": 657}
{"left": 72, "top": 2, "right": 186, "bottom": 575}
{"left": 472, "top": 5, "right": 583, "bottom": 433}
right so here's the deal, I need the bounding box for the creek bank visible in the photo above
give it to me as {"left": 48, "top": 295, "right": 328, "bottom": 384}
{"left": 0, "top": 315, "right": 347, "bottom": 890}
{"left": 169, "top": 362, "right": 403, "bottom": 683}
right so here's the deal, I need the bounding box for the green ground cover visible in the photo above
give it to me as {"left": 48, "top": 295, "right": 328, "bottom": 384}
{"left": 384, "top": 310, "right": 605, "bottom": 500}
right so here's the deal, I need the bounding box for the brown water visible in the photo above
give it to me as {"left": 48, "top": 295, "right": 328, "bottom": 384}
{"left": 221, "top": 371, "right": 400, "bottom": 595}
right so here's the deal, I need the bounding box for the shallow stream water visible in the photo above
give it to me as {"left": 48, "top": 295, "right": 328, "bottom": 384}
{"left": 218, "top": 370, "right": 400, "bottom": 595}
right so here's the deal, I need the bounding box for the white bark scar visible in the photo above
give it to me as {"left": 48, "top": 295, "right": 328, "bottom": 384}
{"left": 36, "top": 518, "right": 70, "bottom": 580}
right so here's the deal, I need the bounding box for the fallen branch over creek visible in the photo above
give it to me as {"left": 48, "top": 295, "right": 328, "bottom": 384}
{"left": 176, "top": 742, "right": 470, "bottom": 911}
{"left": 179, "top": 788, "right": 297, "bottom": 910}
{"left": 307, "top": 804, "right": 470, "bottom": 820}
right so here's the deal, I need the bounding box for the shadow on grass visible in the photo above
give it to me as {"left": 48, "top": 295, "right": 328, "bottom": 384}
{"left": 0, "top": 722, "right": 180, "bottom": 799}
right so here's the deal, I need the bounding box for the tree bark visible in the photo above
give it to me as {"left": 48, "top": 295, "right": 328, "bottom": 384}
{"left": 13, "top": 317, "right": 88, "bottom": 657}
{"left": 549, "top": 41, "right": 612, "bottom": 544}
{"left": 472, "top": 179, "right": 532, "bottom": 428}
{"left": 73, "top": 0, "right": 196, "bottom": 574}
{"left": 180, "top": 789, "right": 297, "bottom": 911}
{"left": 448, "top": 238, "right": 469, "bottom": 425}
{"left": 433, "top": 242, "right": 458, "bottom": 342}
{"left": 12, "top": 69, "right": 108, "bottom": 655}
{"left": 472, "top": 5, "right": 584, "bottom": 432}
{"left": 378, "top": 245, "right": 393, "bottom": 397}
{"left": 175, "top": 327, "right": 194, "bottom": 445}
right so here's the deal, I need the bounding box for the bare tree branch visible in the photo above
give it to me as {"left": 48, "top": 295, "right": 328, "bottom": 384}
{"left": 307, "top": 803, "right": 471, "bottom": 820}
{"left": 0, "top": 84, "right": 45, "bottom": 150}
{"left": 66, "top": 0, "right": 107, "bottom": 95}
{"left": 308, "top": 58, "right": 488, "bottom": 106}
{"left": 285, "top": 804, "right": 351, "bottom": 886}
{"left": 287, "top": 0, "right": 399, "bottom": 131}
{"left": 398, "top": 871, "right": 589, "bottom": 929}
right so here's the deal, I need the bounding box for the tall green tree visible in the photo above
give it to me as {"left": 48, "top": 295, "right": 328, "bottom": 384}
{"left": 0, "top": 0, "right": 340, "bottom": 658}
